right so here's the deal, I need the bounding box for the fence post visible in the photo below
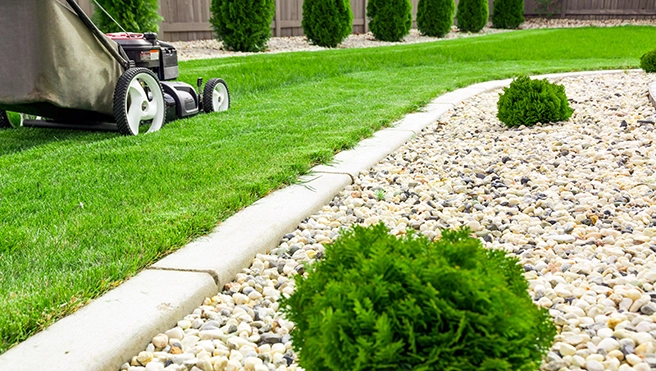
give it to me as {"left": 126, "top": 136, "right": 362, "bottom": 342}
{"left": 275, "top": 0, "right": 282, "bottom": 36}
{"left": 363, "top": 0, "right": 368, "bottom": 33}
{"left": 560, "top": 0, "right": 567, "bottom": 18}
{"left": 158, "top": 0, "right": 165, "bottom": 39}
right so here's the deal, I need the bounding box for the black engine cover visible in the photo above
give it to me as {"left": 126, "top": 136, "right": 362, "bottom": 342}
{"left": 107, "top": 32, "right": 179, "bottom": 81}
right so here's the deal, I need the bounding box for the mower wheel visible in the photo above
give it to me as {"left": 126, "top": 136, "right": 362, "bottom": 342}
{"left": 203, "top": 78, "right": 230, "bottom": 113}
{"left": 113, "top": 68, "right": 165, "bottom": 136}
{"left": 0, "top": 111, "right": 11, "bottom": 128}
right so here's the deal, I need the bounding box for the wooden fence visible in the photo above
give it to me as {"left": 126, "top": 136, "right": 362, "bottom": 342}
{"left": 76, "top": 0, "right": 656, "bottom": 42}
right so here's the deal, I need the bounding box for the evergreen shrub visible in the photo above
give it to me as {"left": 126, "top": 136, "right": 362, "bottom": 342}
{"left": 456, "top": 0, "right": 489, "bottom": 33}
{"left": 367, "top": 0, "right": 413, "bottom": 42}
{"left": 497, "top": 75, "right": 573, "bottom": 127}
{"left": 93, "top": 0, "right": 162, "bottom": 33}
{"left": 417, "top": 0, "right": 455, "bottom": 38}
{"left": 282, "top": 224, "right": 556, "bottom": 371}
{"left": 640, "top": 49, "right": 656, "bottom": 73}
{"left": 492, "top": 0, "right": 524, "bottom": 29}
{"left": 210, "top": 0, "right": 275, "bottom": 52}
{"left": 302, "top": 0, "right": 353, "bottom": 47}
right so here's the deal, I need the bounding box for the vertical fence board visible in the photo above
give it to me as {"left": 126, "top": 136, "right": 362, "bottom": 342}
{"left": 296, "top": 0, "right": 303, "bottom": 35}
{"left": 351, "top": 0, "right": 364, "bottom": 33}
{"left": 362, "top": 0, "right": 369, "bottom": 32}
{"left": 411, "top": 0, "right": 419, "bottom": 28}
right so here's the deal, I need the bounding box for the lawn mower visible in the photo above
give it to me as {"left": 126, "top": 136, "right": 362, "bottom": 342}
{"left": 0, "top": 0, "right": 229, "bottom": 135}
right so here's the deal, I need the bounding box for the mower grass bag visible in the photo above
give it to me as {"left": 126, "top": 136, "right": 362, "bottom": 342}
{"left": 0, "top": 0, "right": 123, "bottom": 123}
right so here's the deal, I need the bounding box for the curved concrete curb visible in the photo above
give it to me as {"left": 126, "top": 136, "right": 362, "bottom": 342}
{"left": 150, "top": 172, "right": 352, "bottom": 285}
{"left": 0, "top": 69, "right": 636, "bottom": 371}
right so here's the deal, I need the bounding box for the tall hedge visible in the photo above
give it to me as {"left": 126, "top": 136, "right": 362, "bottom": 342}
{"left": 456, "top": 0, "right": 489, "bottom": 33}
{"left": 210, "top": 0, "right": 275, "bottom": 52}
{"left": 417, "top": 0, "right": 455, "bottom": 37}
{"left": 302, "top": 0, "right": 353, "bottom": 47}
{"left": 492, "top": 0, "right": 524, "bottom": 29}
{"left": 92, "top": 0, "right": 162, "bottom": 33}
{"left": 367, "top": 0, "right": 413, "bottom": 42}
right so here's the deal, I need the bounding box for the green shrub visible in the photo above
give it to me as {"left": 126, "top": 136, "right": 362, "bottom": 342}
{"left": 367, "top": 0, "right": 413, "bottom": 42}
{"left": 497, "top": 74, "right": 573, "bottom": 127}
{"left": 640, "top": 49, "right": 656, "bottom": 73}
{"left": 92, "top": 0, "right": 162, "bottom": 33}
{"left": 492, "top": 0, "right": 524, "bottom": 29}
{"left": 282, "top": 224, "right": 556, "bottom": 371}
{"left": 302, "top": 0, "right": 353, "bottom": 48}
{"left": 210, "top": 0, "right": 275, "bottom": 52}
{"left": 456, "top": 0, "right": 489, "bottom": 33}
{"left": 417, "top": 0, "right": 455, "bottom": 38}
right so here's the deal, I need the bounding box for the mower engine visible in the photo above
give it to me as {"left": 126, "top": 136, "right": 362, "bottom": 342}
{"left": 107, "top": 32, "right": 204, "bottom": 123}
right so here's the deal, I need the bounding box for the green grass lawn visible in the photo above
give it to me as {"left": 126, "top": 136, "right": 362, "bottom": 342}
{"left": 0, "top": 26, "right": 653, "bottom": 353}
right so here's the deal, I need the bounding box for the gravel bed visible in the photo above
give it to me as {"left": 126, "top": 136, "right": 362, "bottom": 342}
{"left": 171, "top": 18, "right": 656, "bottom": 61}
{"left": 121, "top": 71, "right": 656, "bottom": 371}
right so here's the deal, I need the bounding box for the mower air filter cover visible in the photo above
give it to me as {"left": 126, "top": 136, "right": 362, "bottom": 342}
{"left": 107, "top": 33, "right": 161, "bottom": 70}
{"left": 158, "top": 41, "right": 179, "bottom": 81}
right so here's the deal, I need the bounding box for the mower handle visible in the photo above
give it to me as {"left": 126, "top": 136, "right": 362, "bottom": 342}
{"left": 64, "top": 0, "right": 130, "bottom": 70}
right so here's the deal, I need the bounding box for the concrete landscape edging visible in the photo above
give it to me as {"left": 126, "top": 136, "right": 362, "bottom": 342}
{"left": 0, "top": 69, "right": 638, "bottom": 371}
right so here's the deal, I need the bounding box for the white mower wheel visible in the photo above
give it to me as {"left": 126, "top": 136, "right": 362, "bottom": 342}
{"left": 113, "top": 68, "right": 165, "bottom": 136}
{"left": 203, "top": 78, "right": 230, "bottom": 113}
{"left": 0, "top": 111, "right": 12, "bottom": 128}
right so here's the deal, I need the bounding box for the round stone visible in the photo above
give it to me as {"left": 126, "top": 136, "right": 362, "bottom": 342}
{"left": 165, "top": 327, "right": 184, "bottom": 341}
{"left": 151, "top": 333, "right": 168, "bottom": 349}
{"left": 177, "top": 320, "right": 191, "bottom": 330}
{"left": 559, "top": 342, "right": 577, "bottom": 356}
{"left": 136, "top": 351, "right": 153, "bottom": 366}
{"left": 586, "top": 360, "right": 604, "bottom": 371}
{"left": 597, "top": 337, "right": 620, "bottom": 352}
{"left": 626, "top": 353, "right": 643, "bottom": 366}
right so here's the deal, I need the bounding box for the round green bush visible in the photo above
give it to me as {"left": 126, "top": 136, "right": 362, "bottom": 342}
{"left": 302, "top": 0, "right": 353, "bottom": 47}
{"left": 282, "top": 224, "right": 556, "bottom": 371}
{"left": 497, "top": 74, "right": 574, "bottom": 128}
{"left": 456, "top": 0, "right": 489, "bottom": 33}
{"left": 492, "top": 0, "right": 524, "bottom": 29}
{"left": 640, "top": 49, "right": 656, "bottom": 73}
{"left": 417, "top": 0, "right": 455, "bottom": 38}
{"left": 367, "top": 0, "right": 413, "bottom": 42}
{"left": 93, "top": 0, "right": 162, "bottom": 33}
{"left": 210, "top": 0, "right": 275, "bottom": 52}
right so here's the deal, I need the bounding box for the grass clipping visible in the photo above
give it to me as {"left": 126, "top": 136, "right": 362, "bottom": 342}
{"left": 282, "top": 224, "right": 556, "bottom": 371}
